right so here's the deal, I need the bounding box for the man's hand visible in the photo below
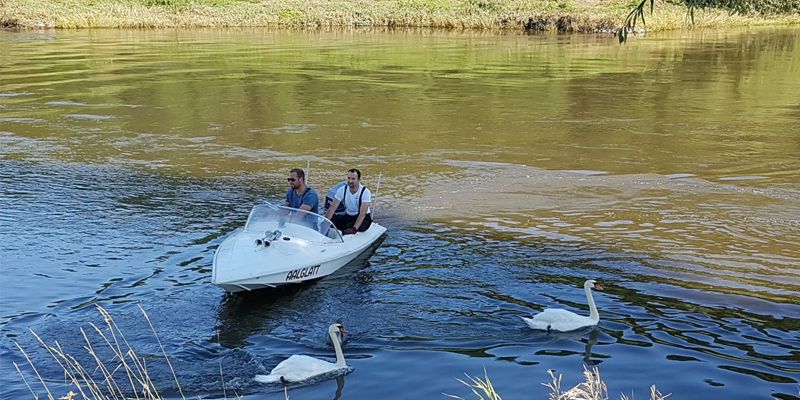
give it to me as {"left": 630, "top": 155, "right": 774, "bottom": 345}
{"left": 342, "top": 227, "right": 357, "bottom": 235}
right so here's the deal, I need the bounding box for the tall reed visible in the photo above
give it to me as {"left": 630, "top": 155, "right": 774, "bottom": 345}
{"left": 446, "top": 366, "right": 671, "bottom": 400}
{"left": 14, "top": 305, "right": 191, "bottom": 400}
{"left": 17, "top": 305, "right": 669, "bottom": 400}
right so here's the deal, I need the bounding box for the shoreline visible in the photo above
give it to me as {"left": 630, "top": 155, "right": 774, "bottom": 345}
{"left": 2, "top": 0, "right": 799, "bottom": 31}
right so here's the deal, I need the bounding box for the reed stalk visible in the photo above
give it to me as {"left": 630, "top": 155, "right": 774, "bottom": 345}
{"left": 14, "top": 305, "right": 181, "bottom": 400}
{"left": 448, "top": 366, "right": 671, "bottom": 400}
{"left": 15, "top": 305, "right": 669, "bottom": 400}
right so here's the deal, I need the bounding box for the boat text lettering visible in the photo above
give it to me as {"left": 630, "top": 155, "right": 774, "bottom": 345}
{"left": 285, "top": 265, "right": 321, "bottom": 281}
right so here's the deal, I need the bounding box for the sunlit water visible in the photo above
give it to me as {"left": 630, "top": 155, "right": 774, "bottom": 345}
{"left": 1, "top": 28, "right": 799, "bottom": 400}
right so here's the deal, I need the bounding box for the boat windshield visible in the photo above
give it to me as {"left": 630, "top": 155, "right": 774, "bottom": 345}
{"left": 244, "top": 204, "right": 343, "bottom": 243}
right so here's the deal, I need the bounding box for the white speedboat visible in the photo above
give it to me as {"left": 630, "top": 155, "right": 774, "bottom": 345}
{"left": 212, "top": 203, "right": 386, "bottom": 293}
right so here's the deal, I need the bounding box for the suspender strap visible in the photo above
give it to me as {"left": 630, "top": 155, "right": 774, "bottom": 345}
{"left": 292, "top": 187, "right": 310, "bottom": 206}
{"left": 344, "top": 186, "right": 367, "bottom": 215}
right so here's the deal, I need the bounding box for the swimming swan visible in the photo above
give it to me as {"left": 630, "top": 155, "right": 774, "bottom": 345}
{"left": 521, "top": 280, "right": 603, "bottom": 332}
{"left": 255, "top": 323, "right": 348, "bottom": 384}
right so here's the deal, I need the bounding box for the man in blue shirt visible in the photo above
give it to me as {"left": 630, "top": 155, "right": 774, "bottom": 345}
{"left": 284, "top": 168, "right": 319, "bottom": 214}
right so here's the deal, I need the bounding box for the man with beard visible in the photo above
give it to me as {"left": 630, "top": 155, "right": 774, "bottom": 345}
{"left": 325, "top": 168, "right": 373, "bottom": 235}
{"left": 284, "top": 168, "right": 319, "bottom": 214}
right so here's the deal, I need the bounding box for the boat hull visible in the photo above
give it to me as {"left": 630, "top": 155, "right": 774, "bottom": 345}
{"left": 213, "top": 223, "right": 386, "bottom": 293}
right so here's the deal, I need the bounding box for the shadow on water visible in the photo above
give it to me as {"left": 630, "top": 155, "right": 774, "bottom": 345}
{"left": 325, "top": 232, "right": 388, "bottom": 282}
{"left": 215, "top": 232, "right": 387, "bottom": 349}
{"left": 212, "top": 281, "right": 361, "bottom": 398}
{"left": 216, "top": 284, "right": 311, "bottom": 349}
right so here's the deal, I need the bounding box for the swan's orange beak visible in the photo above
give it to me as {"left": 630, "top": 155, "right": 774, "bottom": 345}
{"left": 594, "top": 283, "right": 604, "bottom": 290}
{"left": 339, "top": 326, "right": 348, "bottom": 334}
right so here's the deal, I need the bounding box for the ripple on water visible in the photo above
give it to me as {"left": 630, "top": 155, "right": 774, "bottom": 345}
{"left": 46, "top": 100, "right": 86, "bottom": 106}
{"left": 64, "top": 113, "right": 113, "bottom": 121}
{"left": 3, "top": 158, "right": 799, "bottom": 400}
{"left": 718, "top": 175, "right": 769, "bottom": 181}
{"left": 0, "top": 92, "right": 34, "bottom": 97}
{"left": 560, "top": 169, "right": 609, "bottom": 176}
{"left": 267, "top": 124, "right": 318, "bottom": 134}
{"left": 0, "top": 117, "right": 45, "bottom": 123}
{"left": 666, "top": 173, "right": 696, "bottom": 179}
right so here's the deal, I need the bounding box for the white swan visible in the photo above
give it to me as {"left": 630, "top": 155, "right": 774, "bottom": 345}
{"left": 255, "top": 323, "right": 348, "bottom": 384}
{"left": 521, "top": 280, "right": 603, "bottom": 332}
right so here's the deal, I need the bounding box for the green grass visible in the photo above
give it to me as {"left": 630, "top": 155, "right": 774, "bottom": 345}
{"left": 2, "top": 0, "right": 798, "bottom": 29}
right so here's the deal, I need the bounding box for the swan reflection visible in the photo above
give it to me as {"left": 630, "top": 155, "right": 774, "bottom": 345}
{"left": 530, "top": 327, "right": 604, "bottom": 366}
{"left": 582, "top": 329, "right": 601, "bottom": 366}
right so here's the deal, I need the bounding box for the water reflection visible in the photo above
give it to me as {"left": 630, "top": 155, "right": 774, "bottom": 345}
{"left": 216, "top": 284, "right": 308, "bottom": 349}
{"left": 214, "top": 235, "right": 385, "bottom": 349}
{"left": 2, "top": 29, "right": 799, "bottom": 183}
{"left": 583, "top": 329, "right": 600, "bottom": 366}
{"left": 332, "top": 375, "right": 346, "bottom": 400}
{"left": 528, "top": 328, "right": 602, "bottom": 366}
{"left": 250, "top": 372, "right": 349, "bottom": 399}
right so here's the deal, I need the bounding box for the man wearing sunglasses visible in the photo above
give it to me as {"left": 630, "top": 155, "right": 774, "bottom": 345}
{"left": 284, "top": 168, "right": 319, "bottom": 215}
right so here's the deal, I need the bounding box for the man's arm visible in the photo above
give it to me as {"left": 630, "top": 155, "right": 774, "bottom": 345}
{"left": 325, "top": 199, "right": 340, "bottom": 220}
{"left": 299, "top": 191, "right": 317, "bottom": 212}
{"left": 353, "top": 202, "right": 370, "bottom": 231}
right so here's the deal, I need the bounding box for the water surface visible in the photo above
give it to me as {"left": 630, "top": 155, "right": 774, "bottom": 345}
{"left": 1, "top": 28, "right": 799, "bottom": 400}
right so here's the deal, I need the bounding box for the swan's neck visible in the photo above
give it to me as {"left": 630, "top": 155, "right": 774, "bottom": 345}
{"left": 328, "top": 330, "right": 347, "bottom": 368}
{"left": 585, "top": 285, "right": 599, "bottom": 321}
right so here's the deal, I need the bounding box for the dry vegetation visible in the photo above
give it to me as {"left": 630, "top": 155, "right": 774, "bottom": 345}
{"left": 1, "top": 0, "right": 798, "bottom": 30}
{"left": 13, "top": 305, "right": 194, "bottom": 400}
{"left": 14, "top": 306, "right": 672, "bottom": 400}
{"left": 446, "top": 366, "right": 671, "bottom": 400}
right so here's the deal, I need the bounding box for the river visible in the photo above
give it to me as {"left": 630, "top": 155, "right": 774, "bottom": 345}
{"left": 1, "top": 27, "right": 798, "bottom": 399}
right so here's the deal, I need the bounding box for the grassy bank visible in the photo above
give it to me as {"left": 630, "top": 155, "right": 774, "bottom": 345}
{"left": 2, "top": 0, "right": 799, "bottom": 31}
